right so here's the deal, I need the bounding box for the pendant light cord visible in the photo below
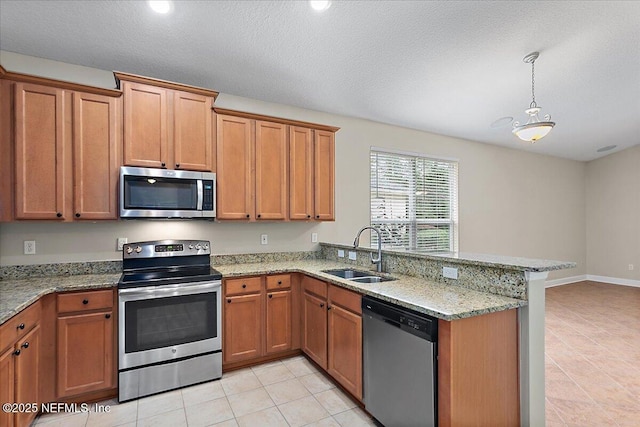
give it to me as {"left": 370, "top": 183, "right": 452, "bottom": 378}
{"left": 530, "top": 60, "right": 537, "bottom": 108}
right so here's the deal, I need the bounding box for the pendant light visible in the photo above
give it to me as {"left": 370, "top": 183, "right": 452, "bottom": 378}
{"left": 512, "top": 52, "right": 555, "bottom": 142}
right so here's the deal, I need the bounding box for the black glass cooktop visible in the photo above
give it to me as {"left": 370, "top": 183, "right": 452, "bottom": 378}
{"left": 119, "top": 266, "right": 222, "bottom": 288}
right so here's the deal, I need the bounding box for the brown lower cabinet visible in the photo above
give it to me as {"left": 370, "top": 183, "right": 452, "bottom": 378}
{"left": 56, "top": 289, "right": 116, "bottom": 399}
{"left": 223, "top": 274, "right": 298, "bottom": 367}
{"left": 302, "top": 276, "right": 363, "bottom": 400}
{"left": 0, "top": 301, "right": 42, "bottom": 427}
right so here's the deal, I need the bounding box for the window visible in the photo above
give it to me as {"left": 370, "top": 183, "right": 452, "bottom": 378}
{"left": 370, "top": 149, "right": 458, "bottom": 252}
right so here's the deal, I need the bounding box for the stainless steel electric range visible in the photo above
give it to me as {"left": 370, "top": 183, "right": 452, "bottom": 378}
{"left": 118, "top": 239, "right": 222, "bottom": 402}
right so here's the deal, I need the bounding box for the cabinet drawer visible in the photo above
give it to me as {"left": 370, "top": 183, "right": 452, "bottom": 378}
{"left": 225, "top": 277, "right": 262, "bottom": 296}
{"left": 266, "top": 274, "right": 291, "bottom": 291}
{"left": 329, "top": 285, "right": 362, "bottom": 315}
{"left": 0, "top": 300, "right": 41, "bottom": 352}
{"left": 302, "top": 275, "right": 327, "bottom": 299}
{"left": 57, "top": 290, "right": 113, "bottom": 314}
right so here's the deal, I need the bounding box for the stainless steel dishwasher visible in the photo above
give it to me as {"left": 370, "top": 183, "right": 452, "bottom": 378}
{"left": 363, "top": 296, "right": 438, "bottom": 427}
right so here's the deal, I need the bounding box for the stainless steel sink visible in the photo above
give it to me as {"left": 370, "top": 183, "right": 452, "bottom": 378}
{"left": 321, "top": 269, "right": 395, "bottom": 283}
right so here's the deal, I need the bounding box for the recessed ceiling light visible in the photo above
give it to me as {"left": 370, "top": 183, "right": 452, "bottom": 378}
{"left": 309, "top": 0, "right": 332, "bottom": 12}
{"left": 596, "top": 145, "right": 617, "bottom": 153}
{"left": 148, "top": 0, "right": 172, "bottom": 14}
{"left": 490, "top": 116, "right": 513, "bottom": 128}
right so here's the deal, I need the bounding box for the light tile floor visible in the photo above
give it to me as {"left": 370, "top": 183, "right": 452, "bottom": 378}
{"left": 545, "top": 281, "right": 640, "bottom": 427}
{"left": 34, "top": 356, "right": 376, "bottom": 427}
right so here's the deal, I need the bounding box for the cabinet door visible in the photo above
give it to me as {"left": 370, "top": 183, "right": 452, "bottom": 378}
{"left": 289, "top": 126, "right": 313, "bottom": 220}
{"left": 223, "top": 293, "right": 262, "bottom": 363}
{"left": 0, "top": 347, "right": 15, "bottom": 427}
{"left": 328, "top": 305, "right": 362, "bottom": 400}
{"left": 72, "top": 92, "right": 120, "bottom": 220}
{"left": 265, "top": 290, "right": 292, "bottom": 354}
{"left": 122, "top": 81, "right": 169, "bottom": 168}
{"left": 57, "top": 311, "right": 114, "bottom": 397}
{"left": 314, "top": 130, "right": 335, "bottom": 220}
{"left": 255, "top": 121, "right": 287, "bottom": 220}
{"left": 216, "top": 115, "right": 254, "bottom": 219}
{"left": 14, "top": 83, "right": 66, "bottom": 219}
{"left": 14, "top": 325, "right": 40, "bottom": 427}
{"left": 302, "top": 292, "right": 327, "bottom": 369}
{"left": 173, "top": 91, "right": 213, "bottom": 171}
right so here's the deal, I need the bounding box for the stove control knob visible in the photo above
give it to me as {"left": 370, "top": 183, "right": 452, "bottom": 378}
{"left": 203, "top": 244, "right": 209, "bottom": 250}
{"left": 126, "top": 247, "right": 133, "bottom": 254}
{"left": 195, "top": 244, "right": 202, "bottom": 250}
{"left": 135, "top": 246, "right": 142, "bottom": 253}
{"left": 189, "top": 244, "right": 194, "bottom": 250}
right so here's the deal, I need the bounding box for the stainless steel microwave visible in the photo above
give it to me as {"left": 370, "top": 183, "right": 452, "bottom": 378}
{"left": 119, "top": 167, "right": 216, "bottom": 219}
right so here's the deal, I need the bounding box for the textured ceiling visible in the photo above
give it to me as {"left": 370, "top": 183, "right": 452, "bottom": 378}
{"left": 1, "top": 0, "right": 639, "bottom": 161}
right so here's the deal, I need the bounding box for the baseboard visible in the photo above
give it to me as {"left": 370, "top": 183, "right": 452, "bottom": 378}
{"left": 586, "top": 274, "right": 640, "bottom": 288}
{"left": 545, "top": 274, "right": 640, "bottom": 288}
{"left": 545, "top": 275, "right": 586, "bottom": 288}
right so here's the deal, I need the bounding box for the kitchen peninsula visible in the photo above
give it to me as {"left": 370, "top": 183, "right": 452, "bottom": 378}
{"left": 1, "top": 243, "right": 574, "bottom": 427}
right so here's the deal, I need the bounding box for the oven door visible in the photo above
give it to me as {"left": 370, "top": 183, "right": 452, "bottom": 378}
{"left": 118, "top": 281, "right": 221, "bottom": 370}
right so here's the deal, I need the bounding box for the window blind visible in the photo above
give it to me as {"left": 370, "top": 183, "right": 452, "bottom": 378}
{"left": 370, "top": 149, "right": 458, "bottom": 252}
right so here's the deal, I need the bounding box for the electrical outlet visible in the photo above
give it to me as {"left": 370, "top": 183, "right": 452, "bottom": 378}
{"left": 338, "top": 249, "right": 345, "bottom": 258}
{"left": 348, "top": 251, "right": 357, "bottom": 260}
{"left": 117, "top": 237, "right": 128, "bottom": 251}
{"left": 24, "top": 240, "right": 36, "bottom": 255}
{"left": 443, "top": 266, "right": 458, "bottom": 279}
{"left": 261, "top": 234, "right": 268, "bottom": 245}
{"left": 311, "top": 233, "right": 318, "bottom": 243}
{"left": 630, "top": 264, "right": 635, "bottom": 271}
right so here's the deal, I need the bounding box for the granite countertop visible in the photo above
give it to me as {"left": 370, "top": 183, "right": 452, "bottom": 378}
{"left": 215, "top": 260, "right": 526, "bottom": 320}
{"left": 0, "top": 273, "right": 120, "bottom": 324}
{"left": 325, "top": 243, "right": 576, "bottom": 272}
{"left": 1, "top": 259, "right": 526, "bottom": 325}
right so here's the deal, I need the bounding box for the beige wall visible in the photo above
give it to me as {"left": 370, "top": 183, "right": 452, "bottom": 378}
{"left": 0, "top": 51, "right": 586, "bottom": 280}
{"left": 585, "top": 145, "right": 640, "bottom": 281}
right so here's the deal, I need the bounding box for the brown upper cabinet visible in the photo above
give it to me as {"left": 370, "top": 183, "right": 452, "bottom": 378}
{"left": 115, "top": 72, "right": 218, "bottom": 172}
{"left": 215, "top": 108, "right": 338, "bottom": 221}
{"left": 4, "top": 75, "right": 121, "bottom": 221}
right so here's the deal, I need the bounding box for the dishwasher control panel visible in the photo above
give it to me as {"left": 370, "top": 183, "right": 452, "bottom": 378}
{"left": 363, "top": 296, "right": 437, "bottom": 342}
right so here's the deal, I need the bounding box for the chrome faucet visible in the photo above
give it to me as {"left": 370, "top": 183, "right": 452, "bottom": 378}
{"left": 353, "top": 226, "right": 383, "bottom": 273}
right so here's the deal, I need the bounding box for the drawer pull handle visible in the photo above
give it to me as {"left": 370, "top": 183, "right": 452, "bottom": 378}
{"left": 320, "top": 303, "right": 324, "bottom": 308}
{"left": 13, "top": 349, "right": 20, "bottom": 356}
{"left": 278, "top": 281, "right": 282, "bottom": 285}
{"left": 227, "top": 299, "right": 231, "bottom": 303}
{"left": 105, "top": 314, "right": 111, "bottom": 319}
{"left": 242, "top": 284, "right": 246, "bottom": 288}
{"left": 17, "top": 323, "right": 25, "bottom": 330}
{"left": 83, "top": 299, "right": 89, "bottom": 305}
{"left": 21, "top": 342, "right": 29, "bottom": 349}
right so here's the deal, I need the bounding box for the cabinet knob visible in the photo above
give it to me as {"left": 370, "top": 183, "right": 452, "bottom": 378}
{"left": 82, "top": 299, "right": 89, "bottom": 305}
{"left": 105, "top": 314, "right": 111, "bottom": 319}
{"left": 327, "top": 305, "right": 332, "bottom": 310}
{"left": 246, "top": 214, "right": 250, "bottom": 218}
{"left": 75, "top": 213, "right": 81, "bottom": 218}
{"left": 227, "top": 299, "right": 231, "bottom": 303}
{"left": 176, "top": 163, "right": 180, "bottom": 168}
{"left": 307, "top": 215, "right": 311, "bottom": 219}
{"left": 242, "top": 284, "right": 247, "bottom": 288}
{"left": 21, "top": 342, "right": 29, "bottom": 349}
{"left": 277, "top": 281, "right": 282, "bottom": 285}
{"left": 257, "top": 214, "right": 261, "bottom": 218}
{"left": 320, "top": 303, "right": 324, "bottom": 308}
{"left": 268, "top": 294, "right": 273, "bottom": 299}
{"left": 56, "top": 212, "right": 62, "bottom": 218}
{"left": 13, "top": 349, "right": 20, "bottom": 356}
{"left": 316, "top": 215, "right": 320, "bottom": 219}
{"left": 17, "top": 323, "right": 25, "bottom": 330}
{"left": 161, "top": 162, "right": 166, "bottom": 168}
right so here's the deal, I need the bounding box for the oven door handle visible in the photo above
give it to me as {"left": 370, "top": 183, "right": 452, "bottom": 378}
{"left": 119, "top": 281, "right": 221, "bottom": 299}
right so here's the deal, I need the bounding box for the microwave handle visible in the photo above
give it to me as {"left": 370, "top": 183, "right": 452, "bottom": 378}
{"left": 197, "top": 179, "right": 203, "bottom": 211}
